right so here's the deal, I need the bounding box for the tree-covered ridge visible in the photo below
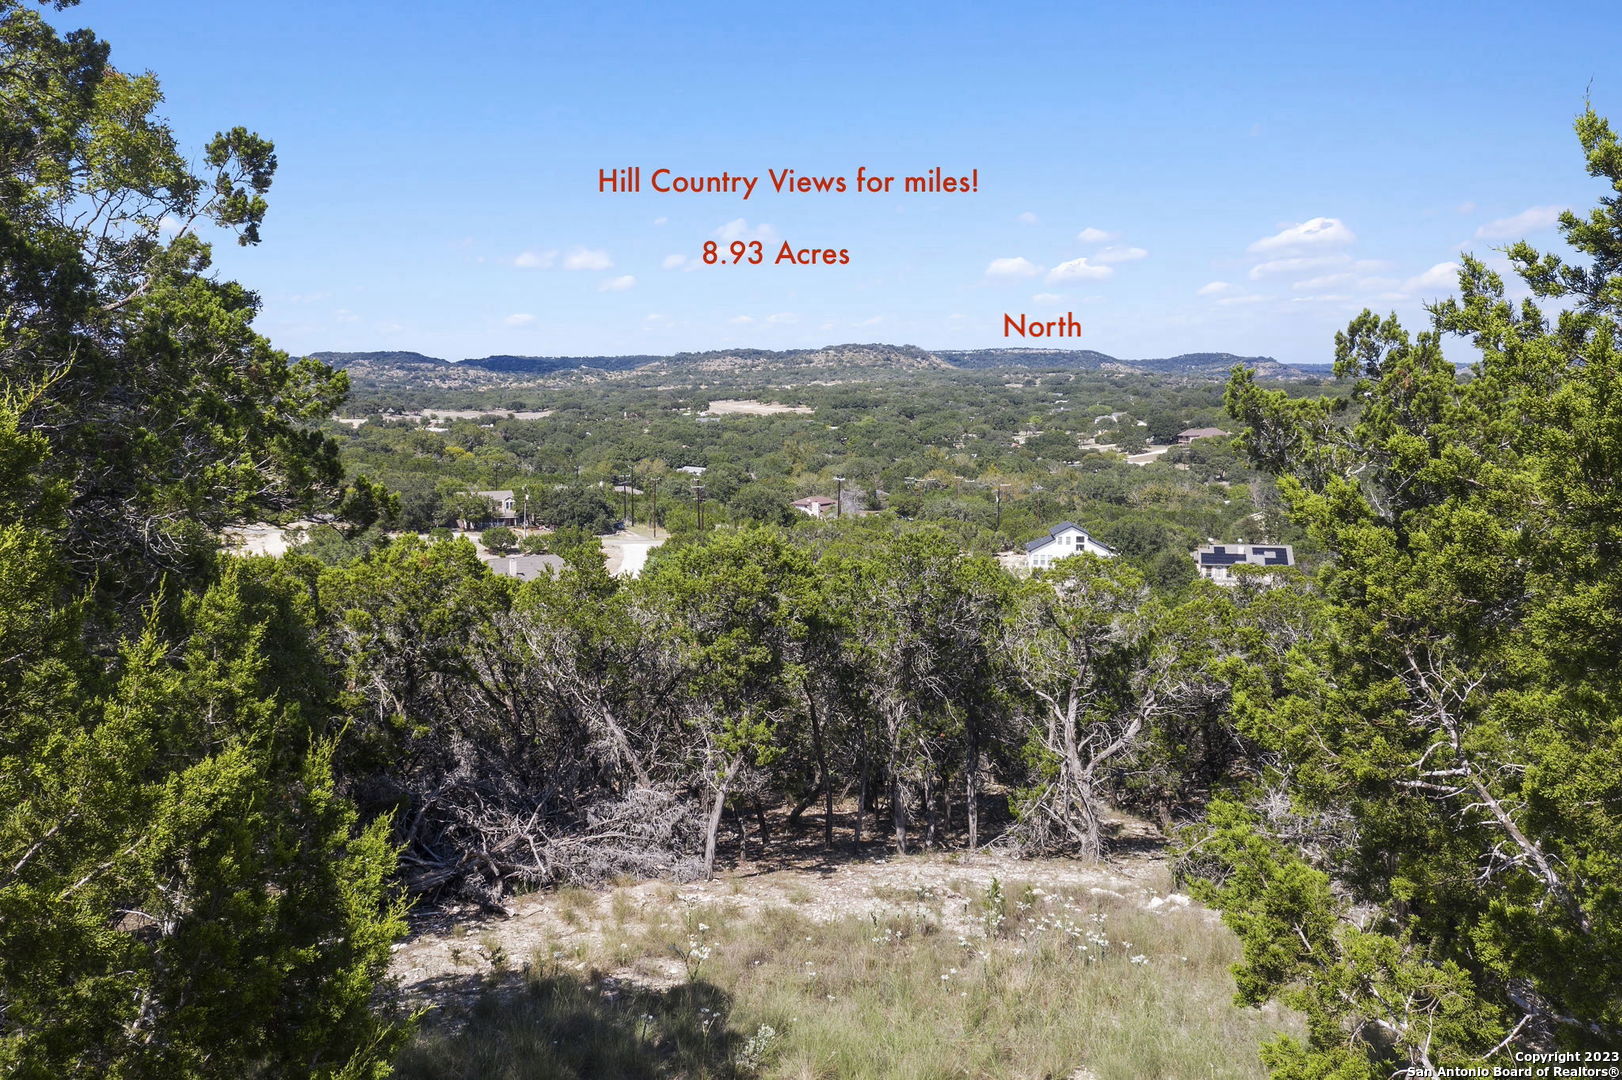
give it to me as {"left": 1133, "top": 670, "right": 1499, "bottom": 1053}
{"left": 310, "top": 342, "right": 1306, "bottom": 388}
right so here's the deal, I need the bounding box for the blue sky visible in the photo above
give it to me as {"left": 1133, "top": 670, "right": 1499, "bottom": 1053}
{"left": 56, "top": 0, "right": 1622, "bottom": 364}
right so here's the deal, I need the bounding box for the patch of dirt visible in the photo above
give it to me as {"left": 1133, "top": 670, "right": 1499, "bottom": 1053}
{"left": 699, "top": 399, "right": 813, "bottom": 416}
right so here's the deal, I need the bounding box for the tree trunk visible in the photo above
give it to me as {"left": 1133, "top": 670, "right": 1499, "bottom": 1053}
{"left": 805, "top": 686, "right": 834, "bottom": 850}
{"left": 887, "top": 706, "right": 908, "bottom": 854}
{"left": 923, "top": 770, "right": 936, "bottom": 849}
{"left": 966, "top": 735, "right": 980, "bottom": 851}
{"left": 787, "top": 787, "right": 821, "bottom": 822}
{"left": 891, "top": 775, "right": 908, "bottom": 855}
{"left": 752, "top": 797, "right": 770, "bottom": 851}
{"left": 703, "top": 759, "right": 741, "bottom": 878}
{"left": 855, "top": 748, "right": 867, "bottom": 850}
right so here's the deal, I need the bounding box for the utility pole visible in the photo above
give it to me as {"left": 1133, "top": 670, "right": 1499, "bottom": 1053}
{"left": 996, "top": 483, "right": 1008, "bottom": 532}
{"left": 693, "top": 481, "right": 706, "bottom": 531}
{"left": 833, "top": 475, "right": 845, "bottom": 519}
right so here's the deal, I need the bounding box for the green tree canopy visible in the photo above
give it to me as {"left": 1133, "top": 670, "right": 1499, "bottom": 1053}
{"left": 1, "top": 0, "right": 380, "bottom": 606}
{"left": 1199, "top": 107, "right": 1622, "bottom": 1073}
{"left": 0, "top": 6, "right": 408, "bottom": 1072}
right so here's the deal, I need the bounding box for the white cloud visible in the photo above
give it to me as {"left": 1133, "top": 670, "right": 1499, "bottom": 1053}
{"left": 1031, "top": 292, "right": 1063, "bottom": 304}
{"left": 1474, "top": 205, "right": 1565, "bottom": 239}
{"left": 653, "top": 216, "right": 669, "bottom": 226}
{"left": 1217, "top": 294, "right": 1269, "bottom": 305}
{"left": 1016, "top": 211, "right": 1039, "bottom": 225}
{"left": 1249, "top": 254, "right": 1350, "bottom": 279}
{"left": 858, "top": 315, "right": 885, "bottom": 326}
{"left": 503, "top": 313, "right": 536, "bottom": 327}
{"left": 562, "top": 247, "right": 613, "bottom": 271}
{"left": 514, "top": 249, "right": 557, "bottom": 269}
{"left": 1402, "top": 262, "right": 1461, "bottom": 294}
{"left": 986, "top": 256, "right": 1042, "bottom": 279}
{"left": 714, "top": 218, "right": 778, "bottom": 243}
{"left": 1076, "top": 227, "right": 1116, "bottom": 244}
{"left": 1046, "top": 257, "right": 1113, "bottom": 283}
{"left": 1290, "top": 294, "right": 1352, "bottom": 304}
{"left": 1292, "top": 273, "right": 1353, "bottom": 291}
{"left": 661, "top": 254, "right": 689, "bottom": 270}
{"left": 333, "top": 308, "right": 360, "bottom": 323}
{"left": 599, "top": 274, "right": 636, "bottom": 292}
{"left": 1456, "top": 201, "right": 1476, "bottom": 215}
{"left": 728, "top": 315, "right": 754, "bottom": 325}
{"left": 767, "top": 312, "right": 798, "bottom": 324}
{"left": 1197, "top": 281, "right": 1233, "bottom": 296}
{"left": 1095, "top": 245, "right": 1147, "bottom": 264}
{"left": 1247, "top": 217, "right": 1356, "bottom": 254}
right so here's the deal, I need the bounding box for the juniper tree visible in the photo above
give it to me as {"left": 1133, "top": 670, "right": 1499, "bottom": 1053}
{"left": 0, "top": 0, "right": 384, "bottom": 607}
{"left": 1, "top": 5, "right": 408, "bottom": 1072}
{"left": 1196, "top": 108, "right": 1622, "bottom": 1073}
{"left": 0, "top": 409, "right": 406, "bottom": 1077}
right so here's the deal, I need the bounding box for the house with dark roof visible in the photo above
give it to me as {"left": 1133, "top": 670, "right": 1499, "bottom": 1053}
{"left": 1193, "top": 542, "right": 1293, "bottom": 585}
{"left": 1023, "top": 522, "right": 1116, "bottom": 571}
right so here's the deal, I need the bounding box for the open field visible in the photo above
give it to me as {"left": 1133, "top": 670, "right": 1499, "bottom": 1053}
{"left": 389, "top": 835, "right": 1295, "bottom": 1079}
{"left": 699, "top": 399, "right": 816, "bottom": 416}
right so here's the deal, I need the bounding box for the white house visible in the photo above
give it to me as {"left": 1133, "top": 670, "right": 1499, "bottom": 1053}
{"left": 471, "top": 489, "right": 519, "bottom": 526}
{"left": 1023, "top": 522, "right": 1115, "bottom": 570}
{"left": 792, "top": 495, "right": 837, "bottom": 518}
{"left": 1193, "top": 543, "right": 1293, "bottom": 584}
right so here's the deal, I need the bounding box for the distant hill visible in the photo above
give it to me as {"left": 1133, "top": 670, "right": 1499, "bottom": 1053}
{"left": 308, "top": 343, "right": 1323, "bottom": 386}
{"left": 311, "top": 350, "right": 450, "bottom": 367}
{"left": 467, "top": 354, "right": 663, "bottom": 374}
{"left": 932, "top": 348, "right": 1120, "bottom": 370}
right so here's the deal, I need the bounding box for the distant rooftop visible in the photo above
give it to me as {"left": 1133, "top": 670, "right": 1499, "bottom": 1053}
{"left": 480, "top": 553, "right": 564, "bottom": 580}
{"left": 1023, "top": 521, "right": 1115, "bottom": 555}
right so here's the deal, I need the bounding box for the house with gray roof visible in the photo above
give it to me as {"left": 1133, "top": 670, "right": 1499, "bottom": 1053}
{"left": 472, "top": 489, "right": 520, "bottom": 526}
{"left": 479, "top": 553, "right": 565, "bottom": 581}
{"left": 1023, "top": 522, "right": 1116, "bottom": 571}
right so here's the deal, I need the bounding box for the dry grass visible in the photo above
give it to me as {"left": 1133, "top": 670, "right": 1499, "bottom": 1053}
{"left": 393, "top": 874, "right": 1292, "bottom": 1079}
